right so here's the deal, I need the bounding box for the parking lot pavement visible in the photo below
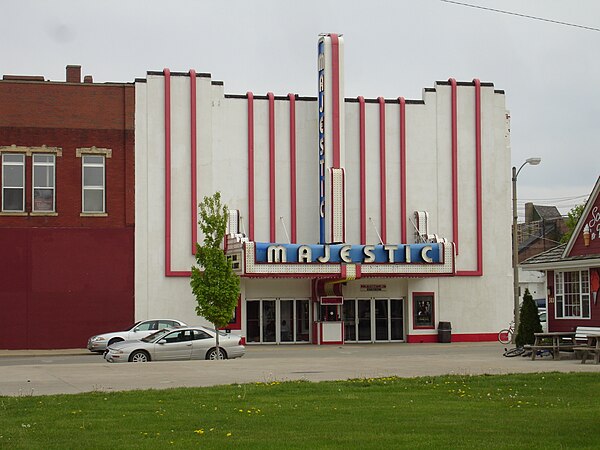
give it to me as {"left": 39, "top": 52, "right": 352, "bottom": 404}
{"left": 1, "top": 342, "right": 599, "bottom": 397}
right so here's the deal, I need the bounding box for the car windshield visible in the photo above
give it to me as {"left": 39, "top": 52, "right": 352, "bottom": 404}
{"left": 141, "top": 329, "right": 172, "bottom": 343}
{"left": 126, "top": 321, "right": 141, "bottom": 331}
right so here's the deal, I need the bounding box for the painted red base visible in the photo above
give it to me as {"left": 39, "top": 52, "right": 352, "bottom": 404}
{"left": 406, "top": 333, "right": 497, "bottom": 343}
{"left": 0, "top": 228, "right": 134, "bottom": 349}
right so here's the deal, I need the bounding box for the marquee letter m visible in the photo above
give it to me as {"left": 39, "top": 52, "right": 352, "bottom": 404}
{"left": 267, "top": 245, "right": 287, "bottom": 263}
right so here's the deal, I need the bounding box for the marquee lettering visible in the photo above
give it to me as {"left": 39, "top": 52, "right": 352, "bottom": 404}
{"left": 258, "top": 243, "right": 440, "bottom": 265}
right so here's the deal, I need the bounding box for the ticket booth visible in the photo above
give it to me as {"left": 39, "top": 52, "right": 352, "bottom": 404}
{"left": 313, "top": 296, "right": 344, "bottom": 344}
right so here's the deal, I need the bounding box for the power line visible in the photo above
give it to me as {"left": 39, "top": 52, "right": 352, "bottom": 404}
{"left": 518, "top": 194, "right": 589, "bottom": 202}
{"left": 440, "top": 0, "right": 600, "bottom": 32}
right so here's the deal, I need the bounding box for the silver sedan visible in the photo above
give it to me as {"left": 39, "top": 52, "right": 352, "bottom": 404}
{"left": 87, "top": 319, "right": 187, "bottom": 353}
{"left": 104, "top": 326, "right": 245, "bottom": 363}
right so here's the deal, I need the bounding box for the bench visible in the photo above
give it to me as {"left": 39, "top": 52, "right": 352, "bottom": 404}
{"left": 530, "top": 332, "right": 577, "bottom": 360}
{"left": 575, "top": 326, "right": 600, "bottom": 342}
{"left": 573, "top": 327, "right": 600, "bottom": 364}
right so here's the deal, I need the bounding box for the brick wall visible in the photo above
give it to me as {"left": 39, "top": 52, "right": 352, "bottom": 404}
{"left": 0, "top": 76, "right": 135, "bottom": 349}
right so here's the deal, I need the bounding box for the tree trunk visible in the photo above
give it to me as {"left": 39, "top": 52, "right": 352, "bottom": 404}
{"left": 214, "top": 323, "right": 220, "bottom": 360}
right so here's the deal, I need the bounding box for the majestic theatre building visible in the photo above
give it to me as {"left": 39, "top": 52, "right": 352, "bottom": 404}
{"left": 135, "top": 34, "right": 513, "bottom": 344}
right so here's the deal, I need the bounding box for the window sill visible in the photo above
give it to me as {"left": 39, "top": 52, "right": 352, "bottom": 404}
{"left": 80, "top": 212, "right": 108, "bottom": 217}
{"left": 0, "top": 211, "right": 28, "bottom": 216}
{"left": 30, "top": 212, "right": 58, "bottom": 216}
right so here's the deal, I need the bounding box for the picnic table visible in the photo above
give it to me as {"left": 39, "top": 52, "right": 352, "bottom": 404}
{"left": 574, "top": 333, "right": 600, "bottom": 364}
{"left": 530, "top": 332, "right": 577, "bottom": 360}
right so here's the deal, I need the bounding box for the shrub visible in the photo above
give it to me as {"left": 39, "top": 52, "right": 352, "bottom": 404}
{"left": 516, "top": 288, "right": 542, "bottom": 347}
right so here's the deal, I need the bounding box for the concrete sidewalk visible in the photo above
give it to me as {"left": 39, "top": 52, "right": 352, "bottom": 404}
{"left": 1, "top": 342, "right": 599, "bottom": 396}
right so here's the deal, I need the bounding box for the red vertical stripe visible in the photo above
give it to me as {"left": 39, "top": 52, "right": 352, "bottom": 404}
{"left": 378, "top": 97, "right": 387, "bottom": 244}
{"left": 189, "top": 69, "right": 198, "bottom": 255}
{"left": 164, "top": 68, "right": 172, "bottom": 276}
{"left": 398, "top": 97, "right": 407, "bottom": 243}
{"left": 456, "top": 79, "right": 483, "bottom": 277}
{"left": 288, "top": 93, "right": 297, "bottom": 243}
{"left": 358, "top": 96, "right": 366, "bottom": 245}
{"left": 164, "top": 69, "right": 191, "bottom": 277}
{"left": 474, "top": 79, "right": 483, "bottom": 275}
{"left": 449, "top": 78, "right": 459, "bottom": 253}
{"left": 268, "top": 92, "right": 276, "bottom": 242}
{"left": 330, "top": 34, "right": 341, "bottom": 169}
{"left": 247, "top": 92, "right": 255, "bottom": 241}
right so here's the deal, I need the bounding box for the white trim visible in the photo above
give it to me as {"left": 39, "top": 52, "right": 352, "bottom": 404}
{"left": 32, "top": 153, "right": 56, "bottom": 213}
{"left": 1, "top": 153, "right": 25, "bottom": 212}
{"left": 82, "top": 154, "right": 106, "bottom": 213}
{"left": 522, "top": 258, "right": 600, "bottom": 272}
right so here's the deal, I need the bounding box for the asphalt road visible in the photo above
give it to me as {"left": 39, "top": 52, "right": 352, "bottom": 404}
{"left": 1, "top": 342, "right": 599, "bottom": 396}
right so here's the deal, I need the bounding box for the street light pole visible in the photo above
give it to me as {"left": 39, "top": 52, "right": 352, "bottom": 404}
{"left": 512, "top": 157, "right": 541, "bottom": 343}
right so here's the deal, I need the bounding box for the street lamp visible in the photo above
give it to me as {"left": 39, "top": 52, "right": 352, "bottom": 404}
{"left": 512, "top": 157, "right": 541, "bottom": 342}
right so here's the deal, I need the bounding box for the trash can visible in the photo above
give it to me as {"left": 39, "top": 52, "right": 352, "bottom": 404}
{"left": 438, "top": 321, "right": 452, "bottom": 343}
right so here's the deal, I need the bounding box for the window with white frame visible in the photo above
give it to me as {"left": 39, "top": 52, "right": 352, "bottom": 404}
{"left": 82, "top": 154, "right": 105, "bottom": 213}
{"left": 33, "top": 154, "right": 55, "bottom": 212}
{"left": 555, "top": 270, "right": 590, "bottom": 319}
{"left": 2, "top": 153, "right": 25, "bottom": 212}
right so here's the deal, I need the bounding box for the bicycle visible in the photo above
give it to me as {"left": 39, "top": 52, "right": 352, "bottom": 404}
{"left": 503, "top": 346, "right": 526, "bottom": 357}
{"left": 498, "top": 321, "right": 514, "bottom": 345}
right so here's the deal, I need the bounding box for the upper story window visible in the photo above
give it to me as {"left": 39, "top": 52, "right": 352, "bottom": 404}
{"left": 555, "top": 270, "right": 590, "bottom": 319}
{"left": 82, "top": 154, "right": 105, "bottom": 213}
{"left": 2, "top": 153, "right": 25, "bottom": 212}
{"left": 33, "top": 154, "right": 55, "bottom": 212}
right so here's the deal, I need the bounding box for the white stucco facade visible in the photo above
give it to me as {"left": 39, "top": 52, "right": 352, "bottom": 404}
{"left": 135, "top": 35, "right": 513, "bottom": 344}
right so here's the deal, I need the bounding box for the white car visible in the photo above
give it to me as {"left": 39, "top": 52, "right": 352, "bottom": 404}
{"left": 104, "top": 326, "right": 245, "bottom": 363}
{"left": 87, "top": 319, "right": 187, "bottom": 353}
{"left": 539, "top": 310, "right": 547, "bottom": 333}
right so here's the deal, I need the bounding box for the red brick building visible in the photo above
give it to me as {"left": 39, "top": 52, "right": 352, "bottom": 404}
{"left": 0, "top": 66, "right": 135, "bottom": 349}
{"left": 522, "top": 176, "right": 600, "bottom": 332}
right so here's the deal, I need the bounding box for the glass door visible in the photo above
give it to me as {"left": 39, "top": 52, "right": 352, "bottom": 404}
{"left": 357, "top": 299, "right": 371, "bottom": 341}
{"left": 375, "top": 299, "right": 389, "bottom": 340}
{"left": 343, "top": 299, "right": 356, "bottom": 341}
{"left": 246, "top": 301, "right": 260, "bottom": 343}
{"left": 390, "top": 299, "right": 404, "bottom": 341}
{"left": 262, "top": 300, "right": 276, "bottom": 343}
{"left": 295, "top": 300, "right": 310, "bottom": 342}
{"left": 280, "top": 300, "right": 293, "bottom": 342}
{"left": 246, "top": 299, "right": 311, "bottom": 344}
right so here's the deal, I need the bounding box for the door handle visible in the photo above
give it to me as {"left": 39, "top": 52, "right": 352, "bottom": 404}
{"left": 186, "top": 343, "right": 192, "bottom": 346}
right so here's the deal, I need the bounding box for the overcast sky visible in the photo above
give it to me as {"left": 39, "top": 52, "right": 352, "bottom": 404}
{"left": 4, "top": 0, "right": 599, "bottom": 219}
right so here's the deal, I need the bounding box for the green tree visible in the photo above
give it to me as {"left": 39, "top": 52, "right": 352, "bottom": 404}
{"left": 190, "top": 192, "right": 240, "bottom": 359}
{"left": 561, "top": 202, "right": 586, "bottom": 243}
{"left": 515, "top": 288, "right": 542, "bottom": 347}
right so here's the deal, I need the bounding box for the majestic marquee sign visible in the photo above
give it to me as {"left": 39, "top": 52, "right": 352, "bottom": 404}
{"left": 255, "top": 243, "right": 442, "bottom": 265}
{"left": 318, "top": 39, "right": 326, "bottom": 243}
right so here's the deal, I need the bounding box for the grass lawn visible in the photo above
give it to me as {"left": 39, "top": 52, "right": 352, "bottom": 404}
{"left": 2, "top": 372, "right": 600, "bottom": 449}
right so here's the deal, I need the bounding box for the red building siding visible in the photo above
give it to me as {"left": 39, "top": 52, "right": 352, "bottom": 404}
{"left": 568, "top": 193, "right": 600, "bottom": 257}
{"left": 0, "top": 71, "right": 135, "bottom": 349}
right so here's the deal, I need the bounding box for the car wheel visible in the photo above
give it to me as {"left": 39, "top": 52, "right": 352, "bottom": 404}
{"left": 129, "top": 350, "right": 150, "bottom": 363}
{"left": 108, "top": 338, "right": 124, "bottom": 347}
{"left": 206, "top": 348, "right": 228, "bottom": 360}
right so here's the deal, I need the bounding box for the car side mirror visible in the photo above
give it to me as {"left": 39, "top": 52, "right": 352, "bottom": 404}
{"left": 158, "top": 339, "right": 166, "bottom": 345}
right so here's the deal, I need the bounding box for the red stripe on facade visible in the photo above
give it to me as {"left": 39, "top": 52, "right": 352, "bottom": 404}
{"left": 457, "top": 79, "right": 483, "bottom": 277}
{"left": 288, "top": 94, "right": 297, "bottom": 243}
{"left": 449, "top": 78, "right": 459, "bottom": 254}
{"left": 378, "top": 97, "right": 387, "bottom": 244}
{"left": 398, "top": 97, "right": 407, "bottom": 243}
{"left": 164, "top": 68, "right": 172, "bottom": 276}
{"left": 330, "top": 33, "right": 341, "bottom": 168}
{"left": 164, "top": 69, "right": 191, "bottom": 277}
{"left": 189, "top": 70, "right": 198, "bottom": 255}
{"left": 247, "top": 92, "right": 255, "bottom": 241}
{"left": 358, "top": 96, "right": 366, "bottom": 245}
{"left": 268, "top": 92, "right": 276, "bottom": 242}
